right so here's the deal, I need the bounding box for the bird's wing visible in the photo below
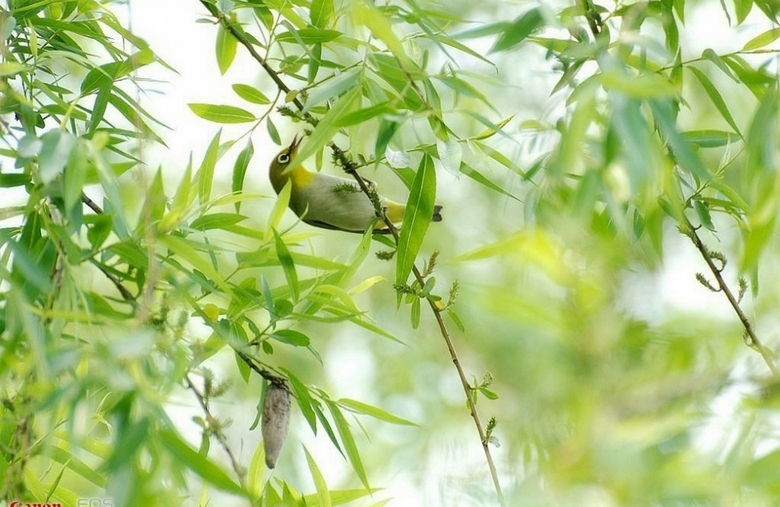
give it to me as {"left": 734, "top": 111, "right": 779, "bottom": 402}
{"left": 293, "top": 173, "right": 388, "bottom": 233}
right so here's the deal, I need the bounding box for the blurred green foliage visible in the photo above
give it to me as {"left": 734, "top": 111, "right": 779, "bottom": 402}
{"left": 2, "top": 0, "right": 780, "bottom": 505}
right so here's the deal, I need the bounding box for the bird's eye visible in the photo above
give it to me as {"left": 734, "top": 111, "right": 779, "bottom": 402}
{"left": 277, "top": 153, "right": 290, "bottom": 164}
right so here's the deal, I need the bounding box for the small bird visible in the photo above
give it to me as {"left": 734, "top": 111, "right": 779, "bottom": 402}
{"left": 269, "top": 135, "right": 442, "bottom": 233}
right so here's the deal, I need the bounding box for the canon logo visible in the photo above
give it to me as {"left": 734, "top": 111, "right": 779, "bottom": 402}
{"left": 9, "top": 502, "right": 62, "bottom": 507}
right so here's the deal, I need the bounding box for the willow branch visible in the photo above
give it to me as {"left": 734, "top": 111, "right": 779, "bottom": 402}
{"left": 185, "top": 375, "right": 247, "bottom": 487}
{"left": 198, "top": 4, "right": 505, "bottom": 504}
{"left": 685, "top": 222, "right": 779, "bottom": 376}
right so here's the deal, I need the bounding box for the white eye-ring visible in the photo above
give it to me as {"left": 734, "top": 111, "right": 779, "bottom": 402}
{"left": 277, "top": 153, "right": 290, "bottom": 164}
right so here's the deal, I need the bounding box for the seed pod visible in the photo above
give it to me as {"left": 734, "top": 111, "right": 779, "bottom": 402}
{"left": 261, "top": 380, "right": 291, "bottom": 468}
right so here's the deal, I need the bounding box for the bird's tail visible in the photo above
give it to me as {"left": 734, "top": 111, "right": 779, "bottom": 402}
{"left": 432, "top": 205, "right": 443, "bottom": 222}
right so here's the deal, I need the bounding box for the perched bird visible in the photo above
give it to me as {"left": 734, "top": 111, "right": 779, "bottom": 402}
{"left": 269, "top": 135, "right": 442, "bottom": 233}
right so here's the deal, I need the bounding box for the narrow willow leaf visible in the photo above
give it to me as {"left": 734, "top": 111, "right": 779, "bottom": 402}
{"left": 276, "top": 28, "right": 342, "bottom": 44}
{"left": 280, "top": 368, "right": 318, "bottom": 432}
{"left": 701, "top": 48, "right": 739, "bottom": 83}
{"left": 490, "top": 8, "right": 544, "bottom": 53}
{"left": 746, "top": 89, "right": 778, "bottom": 173}
{"left": 273, "top": 228, "right": 299, "bottom": 302}
{"left": 232, "top": 84, "right": 270, "bottom": 105}
{"left": 600, "top": 70, "right": 677, "bottom": 98}
{"left": 334, "top": 101, "right": 393, "bottom": 127}
{"left": 460, "top": 162, "right": 520, "bottom": 201}
{"left": 197, "top": 129, "right": 221, "bottom": 205}
{"left": 158, "top": 428, "right": 247, "bottom": 496}
{"left": 159, "top": 235, "right": 232, "bottom": 294}
{"left": 688, "top": 66, "right": 742, "bottom": 136}
{"left": 743, "top": 27, "right": 780, "bottom": 50}
{"left": 410, "top": 297, "right": 421, "bottom": 328}
{"left": 734, "top": 0, "right": 754, "bottom": 23}
{"left": 267, "top": 117, "right": 281, "bottom": 145}
{"left": 216, "top": 25, "right": 237, "bottom": 74}
{"left": 266, "top": 180, "right": 292, "bottom": 242}
{"left": 232, "top": 139, "right": 254, "bottom": 212}
{"left": 337, "top": 398, "right": 417, "bottom": 426}
{"left": 272, "top": 329, "right": 310, "bottom": 347}
{"left": 353, "top": 2, "right": 407, "bottom": 64}
{"left": 682, "top": 129, "right": 738, "bottom": 148}
{"left": 311, "top": 0, "right": 334, "bottom": 28}
{"left": 302, "top": 68, "right": 360, "bottom": 113}
{"left": 396, "top": 154, "right": 436, "bottom": 286}
{"left": 304, "top": 446, "right": 331, "bottom": 507}
{"left": 326, "top": 400, "right": 369, "bottom": 489}
{"left": 247, "top": 440, "right": 266, "bottom": 498}
{"left": 189, "top": 103, "right": 256, "bottom": 123}
{"left": 650, "top": 100, "right": 711, "bottom": 181}
{"left": 63, "top": 139, "right": 88, "bottom": 211}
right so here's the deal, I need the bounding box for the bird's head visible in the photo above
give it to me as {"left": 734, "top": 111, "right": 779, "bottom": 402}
{"left": 269, "top": 134, "right": 303, "bottom": 193}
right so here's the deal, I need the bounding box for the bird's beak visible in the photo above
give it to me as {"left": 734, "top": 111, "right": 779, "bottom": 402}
{"left": 288, "top": 133, "right": 303, "bottom": 156}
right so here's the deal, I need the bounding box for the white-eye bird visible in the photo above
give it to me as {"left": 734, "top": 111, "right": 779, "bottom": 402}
{"left": 269, "top": 135, "right": 443, "bottom": 233}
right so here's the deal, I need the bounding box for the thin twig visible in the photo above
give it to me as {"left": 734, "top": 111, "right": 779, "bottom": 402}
{"left": 185, "top": 375, "right": 247, "bottom": 487}
{"left": 686, "top": 223, "right": 779, "bottom": 376}
{"left": 81, "top": 192, "right": 103, "bottom": 214}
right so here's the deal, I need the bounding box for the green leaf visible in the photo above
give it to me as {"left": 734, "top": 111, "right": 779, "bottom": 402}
{"left": 396, "top": 154, "right": 436, "bottom": 286}
{"left": 302, "top": 68, "right": 360, "bottom": 113}
{"left": 273, "top": 228, "right": 300, "bottom": 302}
{"left": 650, "top": 100, "right": 711, "bottom": 181}
{"left": 460, "top": 161, "right": 520, "bottom": 201}
{"left": 337, "top": 398, "right": 416, "bottom": 426}
{"left": 272, "top": 329, "right": 311, "bottom": 347}
{"left": 353, "top": 2, "right": 408, "bottom": 64}
{"left": 410, "top": 297, "right": 421, "bottom": 328}
{"left": 280, "top": 368, "right": 318, "bottom": 432}
{"left": 746, "top": 88, "right": 778, "bottom": 172}
{"left": 158, "top": 428, "right": 247, "bottom": 497}
{"left": 197, "top": 130, "right": 221, "bottom": 205}
{"left": 216, "top": 25, "right": 237, "bottom": 74}
{"left": 189, "top": 103, "right": 256, "bottom": 123}
{"left": 682, "top": 129, "right": 738, "bottom": 148}
{"left": 276, "top": 28, "right": 342, "bottom": 44}
{"left": 159, "top": 235, "right": 233, "bottom": 295}
{"left": 311, "top": 0, "right": 334, "bottom": 28}
{"left": 267, "top": 180, "right": 292, "bottom": 241}
{"left": 743, "top": 27, "right": 780, "bottom": 50}
{"left": 232, "top": 84, "right": 271, "bottom": 105}
{"left": 326, "top": 400, "right": 369, "bottom": 489}
{"left": 63, "top": 139, "right": 88, "bottom": 211}
{"left": 190, "top": 213, "right": 247, "bottom": 231}
{"left": 333, "top": 101, "right": 394, "bottom": 127}
{"left": 735, "top": 0, "right": 754, "bottom": 24}
{"left": 267, "top": 117, "right": 281, "bottom": 145}
{"left": 600, "top": 70, "right": 678, "bottom": 98}
{"left": 490, "top": 8, "right": 544, "bottom": 53}
{"left": 232, "top": 139, "right": 254, "bottom": 212}
{"left": 38, "top": 129, "right": 76, "bottom": 184}
{"left": 304, "top": 446, "right": 332, "bottom": 507}
{"left": 701, "top": 48, "right": 739, "bottom": 83}
{"left": 247, "top": 440, "right": 266, "bottom": 498}
{"left": 688, "top": 66, "right": 742, "bottom": 137}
